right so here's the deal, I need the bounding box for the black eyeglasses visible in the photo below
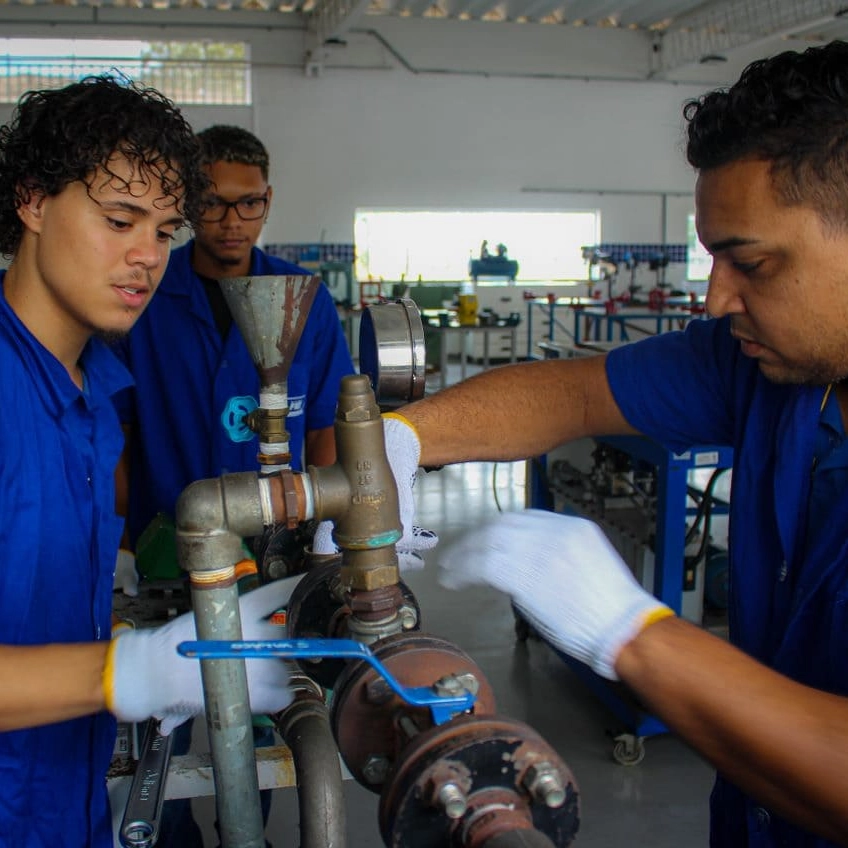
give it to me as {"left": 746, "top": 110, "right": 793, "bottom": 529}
{"left": 200, "top": 193, "right": 269, "bottom": 223}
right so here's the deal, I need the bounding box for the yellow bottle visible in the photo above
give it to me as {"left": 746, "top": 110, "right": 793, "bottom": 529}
{"left": 457, "top": 282, "right": 478, "bottom": 326}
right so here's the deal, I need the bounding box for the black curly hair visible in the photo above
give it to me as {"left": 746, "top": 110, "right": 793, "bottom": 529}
{"left": 196, "top": 124, "right": 270, "bottom": 181}
{"left": 0, "top": 73, "right": 209, "bottom": 257}
{"left": 684, "top": 40, "right": 848, "bottom": 231}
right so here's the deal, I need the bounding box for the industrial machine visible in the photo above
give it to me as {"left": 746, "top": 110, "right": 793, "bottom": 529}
{"left": 469, "top": 241, "right": 519, "bottom": 283}
{"left": 116, "top": 279, "right": 579, "bottom": 848}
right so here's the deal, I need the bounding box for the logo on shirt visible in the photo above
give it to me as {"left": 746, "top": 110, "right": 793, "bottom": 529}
{"left": 288, "top": 395, "right": 305, "bottom": 417}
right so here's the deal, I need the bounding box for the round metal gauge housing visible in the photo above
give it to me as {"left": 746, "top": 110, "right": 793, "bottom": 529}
{"left": 359, "top": 298, "right": 426, "bottom": 408}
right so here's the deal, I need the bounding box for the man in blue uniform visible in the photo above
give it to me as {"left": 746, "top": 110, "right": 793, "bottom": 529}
{"left": 0, "top": 76, "right": 293, "bottom": 848}
{"left": 115, "top": 124, "right": 354, "bottom": 552}
{"left": 384, "top": 41, "right": 848, "bottom": 848}
{"left": 114, "top": 124, "right": 355, "bottom": 846}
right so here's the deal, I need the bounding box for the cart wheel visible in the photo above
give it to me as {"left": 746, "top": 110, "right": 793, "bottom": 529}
{"left": 612, "top": 734, "right": 645, "bottom": 766}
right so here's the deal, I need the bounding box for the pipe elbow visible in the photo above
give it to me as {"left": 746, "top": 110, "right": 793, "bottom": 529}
{"left": 176, "top": 477, "right": 228, "bottom": 534}
{"left": 175, "top": 472, "right": 267, "bottom": 574}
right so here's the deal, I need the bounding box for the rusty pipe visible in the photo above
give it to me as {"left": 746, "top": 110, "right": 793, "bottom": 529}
{"left": 479, "top": 832, "right": 557, "bottom": 848}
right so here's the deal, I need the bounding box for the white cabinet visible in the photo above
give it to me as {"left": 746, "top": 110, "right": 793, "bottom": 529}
{"left": 471, "top": 283, "right": 586, "bottom": 360}
{"left": 471, "top": 286, "right": 526, "bottom": 361}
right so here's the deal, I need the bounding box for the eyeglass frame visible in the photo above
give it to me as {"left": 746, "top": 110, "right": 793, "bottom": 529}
{"left": 199, "top": 191, "right": 270, "bottom": 223}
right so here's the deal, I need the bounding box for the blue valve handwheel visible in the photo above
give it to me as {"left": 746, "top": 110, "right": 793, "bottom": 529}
{"left": 221, "top": 395, "right": 258, "bottom": 443}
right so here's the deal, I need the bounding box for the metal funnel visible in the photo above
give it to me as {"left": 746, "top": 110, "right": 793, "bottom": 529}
{"left": 218, "top": 274, "right": 321, "bottom": 391}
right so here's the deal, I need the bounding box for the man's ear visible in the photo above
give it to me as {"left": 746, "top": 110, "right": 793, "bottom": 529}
{"left": 265, "top": 185, "right": 273, "bottom": 220}
{"left": 16, "top": 187, "right": 47, "bottom": 234}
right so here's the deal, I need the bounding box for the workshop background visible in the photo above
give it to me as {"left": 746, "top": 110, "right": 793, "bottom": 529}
{"left": 1, "top": 3, "right": 843, "bottom": 846}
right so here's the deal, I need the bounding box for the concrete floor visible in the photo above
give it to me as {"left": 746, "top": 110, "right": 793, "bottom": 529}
{"left": 188, "top": 457, "right": 716, "bottom": 848}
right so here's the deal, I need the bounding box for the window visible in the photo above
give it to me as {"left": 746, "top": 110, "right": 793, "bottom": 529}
{"left": 687, "top": 213, "right": 711, "bottom": 282}
{"left": 0, "top": 38, "right": 250, "bottom": 105}
{"left": 354, "top": 209, "right": 600, "bottom": 283}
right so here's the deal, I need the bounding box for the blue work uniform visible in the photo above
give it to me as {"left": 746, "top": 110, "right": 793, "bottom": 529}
{"left": 0, "top": 274, "right": 128, "bottom": 848}
{"left": 606, "top": 315, "right": 848, "bottom": 848}
{"left": 114, "top": 242, "right": 355, "bottom": 547}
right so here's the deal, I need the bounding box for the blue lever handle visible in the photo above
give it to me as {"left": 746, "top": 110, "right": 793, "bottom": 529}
{"left": 178, "top": 638, "right": 476, "bottom": 725}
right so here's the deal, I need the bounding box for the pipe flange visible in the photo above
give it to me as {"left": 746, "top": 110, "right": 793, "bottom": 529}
{"left": 378, "top": 714, "right": 580, "bottom": 848}
{"left": 330, "top": 632, "right": 497, "bottom": 793}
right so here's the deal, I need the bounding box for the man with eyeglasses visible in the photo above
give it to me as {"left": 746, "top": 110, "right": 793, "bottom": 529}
{"left": 112, "top": 124, "right": 354, "bottom": 846}
{"left": 115, "top": 123, "right": 353, "bottom": 551}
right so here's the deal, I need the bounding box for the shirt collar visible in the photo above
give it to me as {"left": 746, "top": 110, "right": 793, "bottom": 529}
{"left": 0, "top": 271, "right": 132, "bottom": 414}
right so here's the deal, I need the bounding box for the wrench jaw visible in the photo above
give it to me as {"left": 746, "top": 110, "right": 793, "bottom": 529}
{"left": 119, "top": 719, "right": 174, "bottom": 848}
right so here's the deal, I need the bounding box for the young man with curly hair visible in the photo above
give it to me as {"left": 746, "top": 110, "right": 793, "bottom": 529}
{"left": 0, "top": 77, "right": 293, "bottom": 848}
{"left": 386, "top": 41, "right": 848, "bottom": 848}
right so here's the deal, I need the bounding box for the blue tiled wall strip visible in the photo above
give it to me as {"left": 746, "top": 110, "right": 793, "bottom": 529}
{"left": 597, "top": 243, "right": 688, "bottom": 263}
{"left": 264, "top": 243, "right": 686, "bottom": 267}
{"left": 265, "top": 243, "right": 355, "bottom": 264}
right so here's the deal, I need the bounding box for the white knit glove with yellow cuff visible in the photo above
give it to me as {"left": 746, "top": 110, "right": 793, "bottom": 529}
{"left": 438, "top": 509, "right": 674, "bottom": 680}
{"left": 102, "top": 579, "right": 297, "bottom": 735}
{"left": 381, "top": 412, "right": 438, "bottom": 570}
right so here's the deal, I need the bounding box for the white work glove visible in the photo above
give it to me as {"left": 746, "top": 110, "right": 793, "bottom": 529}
{"left": 104, "top": 578, "right": 297, "bottom": 735}
{"left": 113, "top": 549, "right": 139, "bottom": 597}
{"left": 311, "top": 520, "right": 337, "bottom": 555}
{"left": 382, "top": 413, "right": 438, "bottom": 571}
{"left": 311, "top": 415, "right": 439, "bottom": 571}
{"left": 438, "top": 510, "right": 673, "bottom": 680}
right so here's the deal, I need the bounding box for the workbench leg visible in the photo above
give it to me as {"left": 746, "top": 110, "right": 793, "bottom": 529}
{"left": 652, "top": 456, "right": 687, "bottom": 615}
{"left": 460, "top": 330, "right": 468, "bottom": 382}
{"left": 440, "top": 331, "right": 448, "bottom": 390}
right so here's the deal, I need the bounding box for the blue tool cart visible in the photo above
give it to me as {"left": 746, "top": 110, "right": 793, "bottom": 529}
{"left": 525, "top": 435, "right": 733, "bottom": 764}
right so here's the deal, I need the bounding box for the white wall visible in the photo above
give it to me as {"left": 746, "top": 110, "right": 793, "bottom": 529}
{"left": 249, "top": 67, "right": 704, "bottom": 248}
{"left": 0, "top": 15, "right": 725, "bottom": 265}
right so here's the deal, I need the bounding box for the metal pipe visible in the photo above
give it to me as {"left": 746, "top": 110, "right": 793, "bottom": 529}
{"left": 190, "top": 576, "right": 265, "bottom": 848}
{"left": 275, "top": 682, "right": 347, "bottom": 848}
{"left": 176, "top": 472, "right": 275, "bottom": 848}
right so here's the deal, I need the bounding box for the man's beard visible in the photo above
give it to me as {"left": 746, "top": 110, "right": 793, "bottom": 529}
{"left": 96, "top": 329, "right": 128, "bottom": 345}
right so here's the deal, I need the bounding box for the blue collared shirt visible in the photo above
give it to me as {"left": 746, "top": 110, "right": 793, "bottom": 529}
{"left": 607, "top": 317, "right": 848, "bottom": 848}
{"left": 0, "top": 272, "right": 130, "bottom": 847}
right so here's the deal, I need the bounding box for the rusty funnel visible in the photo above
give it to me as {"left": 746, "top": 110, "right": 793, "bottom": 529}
{"left": 218, "top": 274, "right": 321, "bottom": 392}
{"left": 218, "top": 274, "right": 321, "bottom": 472}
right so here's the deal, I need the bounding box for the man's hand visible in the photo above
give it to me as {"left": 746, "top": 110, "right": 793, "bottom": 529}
{"left": 438, "top": 509, "right": 672, "bottom": 679}
{"left": 104, "top": 578, "right": 297, "bottom": 734}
